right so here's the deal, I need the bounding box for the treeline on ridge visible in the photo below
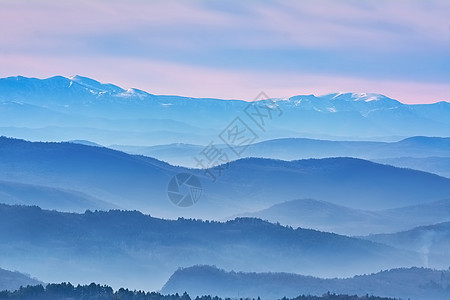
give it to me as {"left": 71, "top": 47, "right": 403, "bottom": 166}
{"left": 0, "top": 282, "right": 399, "bottom": 300}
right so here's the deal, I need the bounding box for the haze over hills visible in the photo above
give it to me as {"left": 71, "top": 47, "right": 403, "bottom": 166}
{"left": 0, "top": 137, "right": 188, "bottom": 217}
{"left": 363, "top": 222, "right": 450, "bottom": 265}
{"left": 1, "top": 137, "right": 450, "bottom": 219}
{"left": 373, "top": 156, "right": 450, "bottom": 178}
{"left": 233, "top": 198, "right": 450, "bottom": 236}
{"left": 0, "top": 268, "right": 43, "bottom": 292}
{"left": 110, "top": 136, "right": 450, "bottom": 173}
{"left": 213, "top": 156, "right": 450, "bottom": 211}
{"left": 2, "top": 0, "right": 450, "bottom": 298}
{"left": 0, "top": 180, "right": 116, "bottom": 213}
{"left": 0, "top": 204, "right": 421, "bottom": 291}
{"left": 1, "top": 76, "right": 449, "bottom": 146}
{"left": 1, "top": 75, "right": 449, "bottom": 299}
{"left": 161, "top": 265, "right": 450, "bottom": 300}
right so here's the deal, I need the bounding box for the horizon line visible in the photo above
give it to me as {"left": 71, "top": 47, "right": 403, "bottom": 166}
{"left": 2, "top": 74, "right": 449, "bottom": 105}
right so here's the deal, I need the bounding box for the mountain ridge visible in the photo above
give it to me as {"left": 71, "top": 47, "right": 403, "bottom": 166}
{"left": 0, "top": 204, "right": 421, "bottom": 291}
{"left": 1, "top": 137, "right": 450, "bottom": 218}
{"left": 110, "top": 136, "right": 450, "bottom": 176}
{"left": 1, "top": 75, "right": 449, "bottom": 144}
{"left": 232, "top": 198, "right": 450, "bottom": 235}
{"left": 0, "top": 267, "right": 43, "bottom": 292}
{"left": 362, "top": 221, "right": 450, "bottom": 259}
{"left": 161, "top": 265, "right": 450, "bottom": 300}
{"left": 0, "top": 75, "right": 421, "bottom": 103}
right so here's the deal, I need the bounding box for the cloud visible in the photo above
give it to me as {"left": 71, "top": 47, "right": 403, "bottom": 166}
{"left": 1, "top": 52, "right": 448, "bottom": 104}
{"left": 0, "top": 0, "right": 448, "bottom": 103}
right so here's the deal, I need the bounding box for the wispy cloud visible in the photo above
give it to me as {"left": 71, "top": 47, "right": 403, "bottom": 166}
{"left": 0, "top": 0, "right": 449, "bottom": 103}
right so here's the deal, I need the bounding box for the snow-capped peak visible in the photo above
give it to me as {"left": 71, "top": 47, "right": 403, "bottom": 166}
{"left": 116, "top": 88, "right": 150, "bottom": 100}
{"left": 351, "top": 93, "right": 383, "bottom": 102}
{"left": 69, "top": 75, "right": 124, "bottom": 94}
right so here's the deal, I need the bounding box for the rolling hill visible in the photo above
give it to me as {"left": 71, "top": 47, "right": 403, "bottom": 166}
{"left": 0, "top": 268, "right": 42, "bottom": 292}
{"left": 0, "top": 204, "right": 421, "bottom": 291}
{"left": 0, "top": 180, "right": 116, "bottom": 212}
{"left": 111, "top": 137, "right": 450, "bottom": 176}
{"left": 362, "top": 221, "right": 450, "bottom": 266}
{"left": 1, "top": 137, "right": 450, "bottom": 218}
{"left": 161, "top": 265, "right": 450, "bottom": 300}
{"left": 373, "top": 156, "right": 450, "bottom": 178}
{"left": 234, "top": 198, "right": 450, "bottom": 236}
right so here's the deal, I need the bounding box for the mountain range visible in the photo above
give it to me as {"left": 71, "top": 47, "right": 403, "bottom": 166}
{"left": 110, "top": 136, "right": 450, "bottom": 175}
{"left": 1, "top": 75, "right": 449, "bottom": 146}
{"left": 1, "top": 75, "right": 449, "bottom": 299}
{"left": 0, "top": 204, "right": 422, "bottom": 291}
{"left": 234, "top": 198, "right": 450, "bottom": 236}
{"left": 1, "top": 137, "right": 450, "bottom": 220}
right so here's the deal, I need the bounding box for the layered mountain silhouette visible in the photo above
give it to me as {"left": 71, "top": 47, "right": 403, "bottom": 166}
{"left": 1, "top": 75, "right": 449, "bottom": 299}
{"left": 1, "top": 76, "right": 449, "bottom": 145}
{"left": 373, "top": 156, "right": 450, "bottom": 178}
{"left": 161, "top": 265, "right": 450, "bottom": 300}
{"left": 0, "top": 204, "right": 422, "bottom": 291}
{"left": 111, "top": 136, "right": 450, "bottom": 176}
{"left": 363, "top": 221, "right": 450, "bottom": 267}
{"left": 233, "top": 198, "right": 450, "bottom": 236}
{"left": 1, "top": 137, "right": 450, "bottom": 219}
{"left": 0, "top": 180, "right": 115, "bottom": 212}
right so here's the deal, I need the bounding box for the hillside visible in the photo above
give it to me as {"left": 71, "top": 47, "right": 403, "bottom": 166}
{"left": 0, "top": 180, "right": 116, "bottom": 212}
{"left": 1, "top": 138, "right": 450, "bottom": 219}
{"left": 111, "top": 136, "right": 450, "bottom": 172}
{"left": 0, "top": 268, "right": 42, "bottom": 292}
{"left": 373, "top": 156, "right": 450, "bottom": 178}
{"left": 0, "top": 282, "right": 398, "bottom": 300}
{"left": 363, "top": 221, "right": 450, "bottom": 266}
{"left": 234, "top": 198, "right": 450, "bottom": 236}
{"left": 0, "top": 204, "right": 421, "bottom": 291}
{"left": 161, "top": 265, "right": 450, "bottom": 300}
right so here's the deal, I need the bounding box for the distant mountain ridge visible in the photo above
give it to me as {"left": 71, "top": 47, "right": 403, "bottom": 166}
{"left": 111, "top": 136, "right": 450, "bottom": 171}
{"left": 363, "top": 221, "right": 450, "bottom": 260}
{"left": 1, "top": 74, "right": 449, "bottom": 298}
{"left": 0, "top": 180, "right": 116, "bottom": 212}
{"left": 1, "top": 75, "right": 449, "bottom": 145}
{"left": 161, "top": 265, "right": 450, "bottom": 300}
{"left": 2, "top": 137, "right": 450, "bottom": 219}
{"left": 233, "top": 198, "right": 450, "bottom": 236}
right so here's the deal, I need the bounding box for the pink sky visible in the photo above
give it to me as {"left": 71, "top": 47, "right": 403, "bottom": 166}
{"left": 0, "top": 0, "right": 449, "bottom": 104}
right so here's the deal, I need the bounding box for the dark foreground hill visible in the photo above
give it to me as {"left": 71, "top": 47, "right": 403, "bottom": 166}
{"left": 0, "top": 204, "right": 420, "bottom": 291}
{"left": 0, "top": 282, "right": 398, "bottom": 300}
{"left": 161, "top": 265, "right": 450, "bottom": 300}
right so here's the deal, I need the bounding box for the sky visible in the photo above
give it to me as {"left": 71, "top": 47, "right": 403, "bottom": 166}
{"left": 0, "top": 0, "right": 449, "bottom": 104}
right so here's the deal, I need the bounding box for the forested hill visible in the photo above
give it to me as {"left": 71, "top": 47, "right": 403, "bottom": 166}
{"left": 0, "top": 282, "right": 398, "bottom": 300}
{"left": 0, "top": 204, "right": 419, "bottom": 290}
